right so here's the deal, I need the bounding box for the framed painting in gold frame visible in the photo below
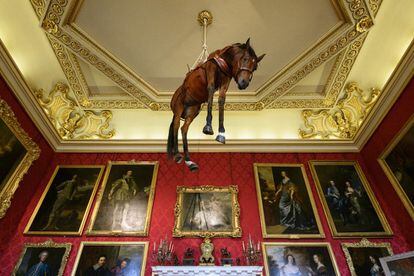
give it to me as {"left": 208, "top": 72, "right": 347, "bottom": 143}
{"left": 13, "top": 239, "right": 71, "bottom": 276}
{"left": 87, "top": 161, "right": 158, "bottom": 236}
{"left": 379, "top": 115, "right": 414, "bottom": 221}
{"left": 253, "top": 163, "right": 324, "bottom": 238}
{"left": 262, "top": 242, "right": 340, "bottom": 276}
{"left": 342, "top": 238, "right": 393, "bottom": 276}
{"left": 0, "top": 98, "right": 40, "bottom": 219}
{"left": 309, "top": 161, "right": 392, "bottom": 237}
{"left": 71, "top": 241, "right": 148, "bottom": 276}
{"left": 24, "top": 165, "right": 104, "bottom": 235}
{"left": 173, "top": 185, "right": 241, "bottom": 238}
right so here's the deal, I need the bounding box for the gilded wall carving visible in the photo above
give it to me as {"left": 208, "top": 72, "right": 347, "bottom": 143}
{"left": 34, "top": 83, "right": 115, "bottom": 139}
{"left": 299, "top": 82, "right": 380, "bottom": 139}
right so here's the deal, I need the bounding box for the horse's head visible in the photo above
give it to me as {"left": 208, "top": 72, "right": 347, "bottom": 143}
{"left": 234, "top": 38, "right": 265, "bottom": 90}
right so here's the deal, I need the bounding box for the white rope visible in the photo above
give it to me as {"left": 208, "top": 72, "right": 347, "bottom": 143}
{"left": 190, "top": 18, "right": 209, "bottom": 70}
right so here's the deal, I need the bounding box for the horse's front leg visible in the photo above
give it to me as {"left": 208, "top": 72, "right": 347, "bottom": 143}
{"left": 202, "top": 85, "right": 215, "bottom": 135}
{"left": 215, "top": 81, "right": 230, "bottom": 144}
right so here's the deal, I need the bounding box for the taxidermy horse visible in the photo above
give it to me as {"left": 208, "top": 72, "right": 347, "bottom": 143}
{"left": 167, "top": 38, "right": 265, "bottom": 171}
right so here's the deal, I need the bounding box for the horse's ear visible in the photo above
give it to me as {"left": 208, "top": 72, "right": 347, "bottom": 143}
{"left": 245, "top": 38, "right": 250, "bottom": 47}
{"left": 257, "top": 53, "right": 265, "bottom": 63}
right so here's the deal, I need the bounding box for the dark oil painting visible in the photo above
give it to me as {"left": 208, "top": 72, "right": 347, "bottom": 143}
{"left": 265, "top": 244, "right": 338, "bottom": 276}
{"left": 348, "top": 247, "right": 390, "bottom": 276}
{"left": 73, "top": 243, "right": 146, "bottom": 276}
{"left": 385, "top": 125, "right": 414, "bottom": 211}
{"left": 0, "top": 118, "right": 26, "bottom": 193}
{"left": 14, "top": 246, "right": 67, "bottom": 276}
{"left": 89, "top": 163, "right": 156, "bottom": 234}
{"left": 256, "top": 165, "right": 321, "bottom": 236}
{"left": 312, "top": 163, "right": 386, "bottom": 234}
{"left": 181, "top": 192, "right": 233, "bottom": 232}
{"left": 386, "top": 256, "right": 414, "bottom": 276}
{"left": 26, "top": 166, "right": 103, "bottom": 234}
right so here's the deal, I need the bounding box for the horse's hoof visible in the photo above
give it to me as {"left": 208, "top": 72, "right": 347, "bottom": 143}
{"left": 203, "top": 125, "right": 214, "bottom": 135}
{"left": 215, "top": 134, "right": 226, "bottom": 144}
{"left": 185, "top": 160, "right": 199, "bottom": 172}
{"left": 189, "top": 163, "right": 199, "bottom": 172}
{"left": 174, "top": 154, "right": 183, "bottom": 164}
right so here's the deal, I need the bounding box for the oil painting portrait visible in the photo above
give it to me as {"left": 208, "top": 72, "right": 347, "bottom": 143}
{"left": 13, "top": 240, "right": 71, "bottom": 276}
{"left": 0, "top": 99, "right": 39, "bottom": 219}
{"left": 25, "top": 166, "right": 104, "bottom": 235}
{"left": 87, "top": 161, "right": 158, "bottom": 235}
{"left": 72, "top": 242, "right": 148, "bottom": 276}
{"left": 380, "top": 117, "right": 414, "bottom": 220}
{"left": 342, "top": 239, "right": 393, "bottom": 276}
{"left": 0, "top": 117, "right": 26, "bottom": 194}
{"left": 310, "top": 161, "right": 392, "bottom": 237}
{"left": 263, "top": 242, "right": 339, "bottom": 276}
{"left": 173, "top": 185, "right": 241, "bottom": 237}
{"left": 254, "top": 164, "right": 324, "bottom": 238}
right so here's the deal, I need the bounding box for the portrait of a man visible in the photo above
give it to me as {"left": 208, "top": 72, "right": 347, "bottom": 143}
{"left": 263, "top": 243, "right": 339, "bottom": 276}
{"left": 87, "top": 162, "right": 158, "bottom": 235}
{"left": 254, "top": 164, "right": 324, "bottom": 238}
{"left": 310, "top": 161, "right": 392, "bottom": 237}
{"left": 72, "top": 242, "right": 148, "bottom": 276}
{"left": 13, "top": 241, "right": 71, "bottom": 276}
{"left": 173, "top": 185, "right": 241, "bottom": 237}
{"left": 25, "top": 166, "right": 104, "bottom": 235}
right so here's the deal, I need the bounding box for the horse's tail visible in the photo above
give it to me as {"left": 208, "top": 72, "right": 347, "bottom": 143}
{"left": 167, "top": 117, "right": 175, "bottom": 159}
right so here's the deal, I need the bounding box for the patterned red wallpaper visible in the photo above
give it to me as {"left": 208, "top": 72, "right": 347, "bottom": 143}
{"left": 0, "top": 76, "right": 413, "bottom": 276}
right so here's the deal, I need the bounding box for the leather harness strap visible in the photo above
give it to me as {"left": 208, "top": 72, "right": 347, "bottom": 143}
{"left": 210, "top": 46, "right": 233, "bottom": 77}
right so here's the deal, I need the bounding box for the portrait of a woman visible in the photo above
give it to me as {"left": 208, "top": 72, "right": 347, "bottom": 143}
{"left": 280, "top": 254, "right": 301, "bottom": 276}
{"left": 275, "top": 171, "right": 308, "bottom": 230}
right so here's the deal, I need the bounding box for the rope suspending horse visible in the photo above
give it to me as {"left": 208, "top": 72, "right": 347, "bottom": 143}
{"left": 167, "top": 38, "right": 264, "bottom": 171}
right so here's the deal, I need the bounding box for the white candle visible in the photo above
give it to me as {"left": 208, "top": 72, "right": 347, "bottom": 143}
{"left": 153, "top": 242, "right": 156, "bottom": 251}
{"left": 242, "top": 241, "right": 246, "bottom": 251}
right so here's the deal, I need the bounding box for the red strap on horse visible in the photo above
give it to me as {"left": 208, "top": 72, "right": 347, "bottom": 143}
{"left": 210, "top": 46, "right": 233, "bottom": 77}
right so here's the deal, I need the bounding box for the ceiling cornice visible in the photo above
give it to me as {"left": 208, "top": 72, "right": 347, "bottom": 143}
{"left": 1, "top": 38, "right": 413, "bottom": 153}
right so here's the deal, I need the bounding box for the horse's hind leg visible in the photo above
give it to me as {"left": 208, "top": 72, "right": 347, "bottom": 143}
{"left": 182, "top": 105, "right": 200, "bottom": 172}
{"left": 172, "top": 114, "right": 183, "bottom": 163}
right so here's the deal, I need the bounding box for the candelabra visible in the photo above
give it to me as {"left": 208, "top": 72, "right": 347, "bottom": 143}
{"left": 152, "top": 237, "right": 175, "bottom": 265}
{"left": 242, "top": 234, "right": 261, "bottom": 265}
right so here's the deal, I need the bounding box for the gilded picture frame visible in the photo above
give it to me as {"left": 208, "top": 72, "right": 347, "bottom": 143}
{"left": 173, "top": 185, "right": 241, "bottom": 238}
{"left": 87, "top": 161, "right": 158, "bottom": 236}
{"left": 262, "top": 242, "right": 340, "bottom": 276}
{"left": 378, "top": 114, "right": 414, "bottom": 221}
{"left": 71, "top": 241, "right": 149, "bottom": 276}
{"left": 24, "top": 165, "right": 105, "bottom": 236}
{"left": 13, "top": 239, "right": 71, "bottom": 276}
{"left": 0, "top": 98, "right": 40, "bottom": 219}
{"left": 309, "top": 160, "right": 393, "bottom": 237}
{"left": 342, "top": 238, "right": 393, "bottom": 276}
{"left": 253, "top": 163, "right": 325, "bottom": 238}
{"left": 380, "top": 250, "right": 414, "bottom": 276}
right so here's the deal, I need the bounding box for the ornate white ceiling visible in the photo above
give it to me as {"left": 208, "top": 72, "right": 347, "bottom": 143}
{"left": 0, "top": 0, "right": 413, "bottom": 151}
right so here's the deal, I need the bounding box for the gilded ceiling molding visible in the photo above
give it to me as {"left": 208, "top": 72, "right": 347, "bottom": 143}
{"left": 34, "top": 82, "right": 115, "bottom": 139}
{"left": 33, "top": 0, "right": 373, "bottom": 108}
{"left": 369, "top": 0, "right": 383, "bottom": 16}
{"left": 0, "top": 99, "right": 40, "bottom": 219}
{"left": 299, "top": 82, "right": 380, "bottom": 139}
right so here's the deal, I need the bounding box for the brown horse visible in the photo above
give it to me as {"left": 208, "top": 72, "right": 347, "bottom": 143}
{"left": 167, "top": 38, "right": 265, "bottom": 171}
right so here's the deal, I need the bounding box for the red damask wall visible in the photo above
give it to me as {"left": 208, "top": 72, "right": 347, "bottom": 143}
{"left": 0, "top": 76, "right": 413, "bottom": 276}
